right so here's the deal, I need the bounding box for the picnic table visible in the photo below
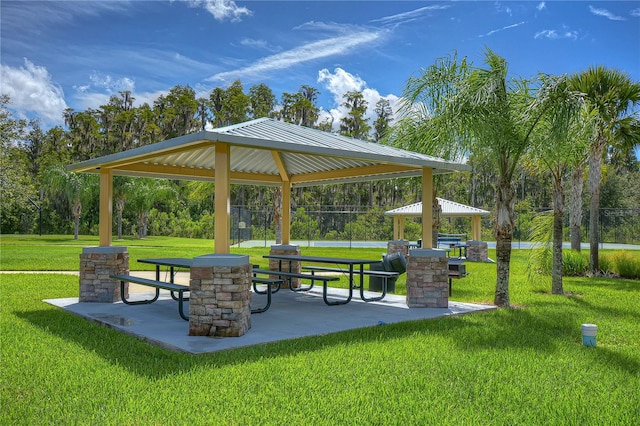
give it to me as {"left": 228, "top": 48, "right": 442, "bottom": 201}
{"left": 138, "top": 257, "right": 192, "bottom": 283}
{"left": 437, "top": 234, "right": 468, "bottom": 258}
{"left": 263, "top": 254, "right": 385, "bottom": 306}
{"left": 127, "top": 257, "right": 282, "bottom": 315}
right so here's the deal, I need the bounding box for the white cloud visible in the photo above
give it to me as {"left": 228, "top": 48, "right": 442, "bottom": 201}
{"left": 88, "top": 72, "right": 135, "bottom": 93}
{"left": 494, "top": 2, "right": 513, "bottom": 16}
{"left": 73, "top": 86, "right": 168, "bottom": 114}
{"left": 188, "top": 0, "right": 251, "bottom": 22}
{"left": 589, "top": 5, "right": 625, "bottom": 21}
{"left": 316, "top": 68, "right": 401, "bottom": 134}
{"left": 72, "top": 91, "right": 111, "bottom": 112}
{"left": 479, "top": 21, "right": 527, "bottom": 38}
{"left": 0, "top": 59, "right": 67, "bottom": 124}
{"left": 630, "top": 8, "right": 640, "bottom": 17}
{"left": 537, "top": 2, "right": 546, "bottom": 11}
{"left": 371, "top": 5, "right": 451, "bottom": 25}
{"left": 1, "top": 1, "right": 130, "bottom": 32}
{"left": 240, "top": 38, "right": 268, "bottom": 49}
{"left": 238, "top": 38, "right": 280, "bottom": 52}
{"left": 70, "top": 71, "right": 136, "bottom": 110}
{"left": 534, "top": 29, "right": 579, "bottom": 40}
{"left": 207, "top": 30, "right": 384, "bottom": 83}
{"left": 294, "top": 21, "right": 358, "bottom": 33}
{"left": 318, "top": 68, "right": 366, "bottom": 99}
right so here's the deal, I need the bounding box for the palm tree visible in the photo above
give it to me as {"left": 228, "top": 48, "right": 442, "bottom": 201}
{"left": 127, "top": 178, "right": 176, "bottom": 238}
{"left": 113, "top": 176, "right": 134, "bottom": 240}
{"left": 568, "top": 161, "right": 586, "bottom": 251}
{"left": 569, "top": 67, "right": 640, "bottom": 273}
{"left": 298, "top": 85, "right": 320, "bottom": 127}
{"left": 526, "top": 75, "right": 587, "bottom": 294}
{"left": 44, "top": 165, "right": 95, "bottom": 239}
{"left": 396, "top": 48, "right": 568, "bottom": 307}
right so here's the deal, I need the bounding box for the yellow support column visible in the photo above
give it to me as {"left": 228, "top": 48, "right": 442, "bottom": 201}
{"left": 99, "top": 168, "right": 113, "bottom": 247}
{"left": 472, "top": 215, "right": 482, "bottom": 241}
{"left": 282, "top": 182, "right": 291, "bottom": 245}
{"left": 393, "top": 216, "right": 399, "bottom": 240}
{"left": 215, "top": 143, "right": 230, "bottom": 254}
{"left": 422, "top": 167, "right": 433, "bottom": 248}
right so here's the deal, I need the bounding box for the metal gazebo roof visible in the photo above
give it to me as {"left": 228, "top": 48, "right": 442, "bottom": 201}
{"left": 385, "top": 199, "right": 490, "bottom": 217}
{"left": 68, "top": 118, "right": 470, "bottom": 186}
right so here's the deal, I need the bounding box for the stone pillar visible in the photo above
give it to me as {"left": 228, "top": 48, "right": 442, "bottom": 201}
{"left": 79, "top": 246, "right": 129, "bottom": 303}
{"left": 387, "top": 239, "right": 410, "bottom": 257}
{"left": 189, "top": 254, "right": 251, "bottom": 337}
{"left": 269, "top": 244, "right": 301, "bottom": 289}
{"left": 466, "top": 240, "right": 488, "bottom": 262}
{"left": 406, "top": 249, "right": 449, "bottom": 308}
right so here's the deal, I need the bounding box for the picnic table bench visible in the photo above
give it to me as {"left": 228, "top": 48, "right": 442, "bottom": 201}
{"left": 110, "top": 274, "right": 190, "bottom": 321}
{"left": 248, "top": 274, "right": 284, "bottom": 314}
{"left": 301, "top": 266, "right": 398, "bottom": 302}
{"left": 252, "top": 267, "right": 342, "bottom": 305}
{"left": 109, "top": 266, "right": 283, "bottom": 321}
{"left": 263, "top": 254, "right": 383, "bottom": 306}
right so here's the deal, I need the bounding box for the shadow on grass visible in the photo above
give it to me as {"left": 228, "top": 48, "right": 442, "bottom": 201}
{"left": 528, "top": 283, "right": 640, "bottom": 323}
{"left": 595, "top": 278, "right": 640, "bottom": 292}
{"left": 15, "top": 299, "right": 639, "bottom": 380}
{"left": 424, "top": 306, "right": 640, "bottom": 374}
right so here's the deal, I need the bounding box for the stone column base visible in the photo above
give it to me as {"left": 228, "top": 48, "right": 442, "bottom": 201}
{"left": 79, "top": 246, "right": 129, "bottom": 303}
{"left": 269, "top": 244, "right": 301, "bottom": 288}
{"left": 406, "top": 249, "right": 449, "bottom": 308}
{"left": 466, "top": 240, "right": 488, "bottom": 262}
{"left": 189, "top": 254, "right": 251, "bottom": 337}
{"left": 387, "top": 240, "right": 409, "bottom": 257}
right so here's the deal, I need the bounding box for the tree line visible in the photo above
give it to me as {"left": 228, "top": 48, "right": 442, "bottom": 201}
{"left": 1, "top": 81, "right": 420, "bottom": 241}
{"left": 1, "top": 51, "right": 639, "bottom": 307}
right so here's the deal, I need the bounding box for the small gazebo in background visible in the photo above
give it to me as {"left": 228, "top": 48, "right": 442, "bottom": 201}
{"left": 386, "top": 199, "right": 491, "bottom": 261}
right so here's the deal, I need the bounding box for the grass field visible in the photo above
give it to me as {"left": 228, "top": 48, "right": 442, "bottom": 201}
{"left": 1, "top": 235, "right": 639, "bottom": 425}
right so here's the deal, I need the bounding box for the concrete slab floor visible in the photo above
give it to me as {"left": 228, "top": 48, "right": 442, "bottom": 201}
{"left": 46, "top": 287, "right": 496, "bottom": 354}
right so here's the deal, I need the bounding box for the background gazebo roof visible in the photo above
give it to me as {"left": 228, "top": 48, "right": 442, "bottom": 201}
{"left": 68, "top": 118, "right": 470, "bottom": 187}
{"left": 385, "top": 199, "right": 491, "bottom": 217}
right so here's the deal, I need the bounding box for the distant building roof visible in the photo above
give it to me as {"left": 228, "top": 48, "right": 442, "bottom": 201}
{"left": 385, "top": 199, "right": 491, "bottom": 217}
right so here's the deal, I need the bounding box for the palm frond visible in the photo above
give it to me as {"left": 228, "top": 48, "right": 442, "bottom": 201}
{"left": 527, "top": 210, "right": 554, "bottom": 283}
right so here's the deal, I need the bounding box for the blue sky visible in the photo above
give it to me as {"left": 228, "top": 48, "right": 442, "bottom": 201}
{"left": 2, "top": 1, "right": 639, "bottom": 130}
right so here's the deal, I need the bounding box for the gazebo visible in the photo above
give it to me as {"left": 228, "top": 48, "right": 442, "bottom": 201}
{"left": 68, "top": 118, "right": 471, "bottom": 334}
{"left": 385, "top": 199, "right": 491, "bottom": 242}
{"left": 68, "top": 118, "right": 470, "bottom": 251}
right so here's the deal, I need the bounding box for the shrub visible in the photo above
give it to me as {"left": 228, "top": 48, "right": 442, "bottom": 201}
{"left": 598, "top": 254, "right": 615, "bottom": 275}
{"left": 611, "top": 251, "right": 640, "bottom": 279}
{"left": 562, "top": 250, "right": 589, "bottom": 276}
{"left": 324, "top": 230, "right": 339, "bottom": 240}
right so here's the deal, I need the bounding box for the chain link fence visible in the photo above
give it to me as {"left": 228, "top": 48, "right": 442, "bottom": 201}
{"left": 233, "top": 205, "right": 639, "bottom": 246}
{"left": 599, "top": 208, "right": 640, "bottom": 245}
{"left": 230, "top": 205, "right": 484, "bottom": 246}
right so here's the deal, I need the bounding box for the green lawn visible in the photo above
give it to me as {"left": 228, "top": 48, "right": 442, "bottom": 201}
{"left": 1, "top": 235, "right": 639, "bottom": 425}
